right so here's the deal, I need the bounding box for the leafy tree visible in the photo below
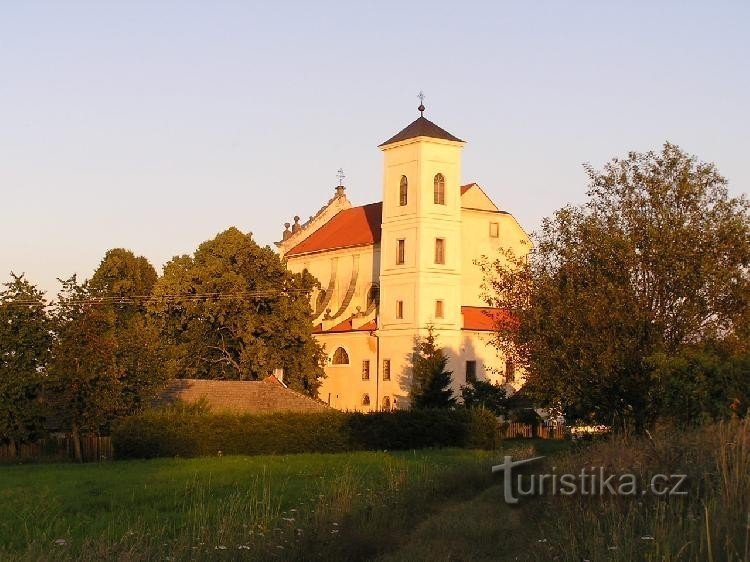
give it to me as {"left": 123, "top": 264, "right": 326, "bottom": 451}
{"left": 89, "top": 249, "right": 166, "bottom": 415}
{"left": 649, "top": 346, "right": 750, "bottom": 426}
{"left": 47, "top": 276, "right": 121, "bottom": 460}
{"left": 482, "top": 143, "right": 750, "bottom": 431}
{"left": 89, "top": 248, "right": 157, "bottom": 299}
{"left": 0, "top": 274, "right": 51, "bottom": 453}
{"left": 47, "top": 250, "right": 165, "bottom": 461}
{"left": 410, "top": 328, "right": 456, "bottom": 409}
{"left": 149, "top": 228, "right": 325, "bottom": 395}
{"left": 461, "top": 380, "right": 507, "bottom": 416}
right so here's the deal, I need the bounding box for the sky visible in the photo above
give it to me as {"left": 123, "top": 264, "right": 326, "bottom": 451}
{"left": 2, "top": 1, "right": 748, "bottom": 297}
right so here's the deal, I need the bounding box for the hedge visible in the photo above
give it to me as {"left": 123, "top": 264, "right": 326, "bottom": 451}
{"left": 112, "top": 407, "right": 499, "bottom": 459}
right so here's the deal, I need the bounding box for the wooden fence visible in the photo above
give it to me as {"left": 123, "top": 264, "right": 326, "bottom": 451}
{"left": 501, "top": 422, "right": 567, "bottom": 440}
{"left": 0, "top": 436, "right": 113, "bottom": 463}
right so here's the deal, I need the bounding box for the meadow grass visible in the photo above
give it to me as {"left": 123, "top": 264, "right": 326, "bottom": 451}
{"left": 378, "top": 421, "right": 749, "bottom": 562}
{"left": 525, "top": 418, "right": 750, "bottom": 561}
{"left": 0, "top": 445, "right": 541, "bottom": 561}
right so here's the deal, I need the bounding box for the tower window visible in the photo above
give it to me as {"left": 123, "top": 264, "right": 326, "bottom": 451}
{"left": 490, "top": 222, "right": 499, "bottom": 238}
{"left": 332, "top": 347, "right": 349, "bottom": 365}
{"left": 466, "top": 360, "right": 477, "bottom": 383}
{"left": 434, "top": 173, "right": 446, "bottom": 205}
{"left": 362, "top": 393, "right": 371, "bottom": 407}
{"left": 399, "top": 176, "right": 408, "bottom": 206}
{"left": 362, "top": 360, "right": 370, "bottom": 380}
{"left": 435, "top": 300, "right": 444, "bottom": 319}
{"left": 396, "top": 300, "right": 404, "bottom": 319}
{"left": 382, "top": 396, "right": 391, "bottom": 410}
{"left": 396, "top": 239, "right": 405, "bottom": 265}
{"left": 435, "top": 238, "right": 445, "bottom": 264}
{"left": 383, "top": 359, "right": 391, "bottom": 381}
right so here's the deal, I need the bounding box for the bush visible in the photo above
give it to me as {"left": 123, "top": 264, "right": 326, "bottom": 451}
{"left": 112, "top": 407, "right": 498, "bottom": 459}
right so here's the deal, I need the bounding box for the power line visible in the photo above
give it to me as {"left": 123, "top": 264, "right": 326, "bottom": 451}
{"left": 0, "top": 288, "right": 315, "bottom": 309}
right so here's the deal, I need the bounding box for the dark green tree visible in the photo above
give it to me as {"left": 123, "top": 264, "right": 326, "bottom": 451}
{"left": 0, "top": 274, "right": 51, "bottom": 454}
{"left": 410, "top": 328, "right": 456, "bottom": 409}
{"left": 648, "top": 345, "right": 750, "bottom": 426}
{"left": 482, "top": 143, "right": 750, "bottom": 431}
{"left": 47, "top": 276, "right": 121, "bottom": 461}
{"left": 47, "top": 250, "right": 165, "bottom": 461}
{"left": 89, "top": 249, "right": 166, "bottom": 414}
{"left": 149, "top": 228, "right": 325, "bottom": 395}
{"left": 461, "top": 380, "right": 507, "bottom": 416}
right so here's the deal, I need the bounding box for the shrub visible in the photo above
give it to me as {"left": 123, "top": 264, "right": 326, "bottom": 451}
{"left": 112, "top": 407, "right": 498, "bottom": 459}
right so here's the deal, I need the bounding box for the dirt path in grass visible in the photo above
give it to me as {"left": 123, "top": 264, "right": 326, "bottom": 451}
{"left": 377, "top": 483, "right": 534, "bottom": 562}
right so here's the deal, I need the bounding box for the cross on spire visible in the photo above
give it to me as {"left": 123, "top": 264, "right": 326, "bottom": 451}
{"left": 336, "top": 168, "right": 345, "bottom": 186}
{"left": 417, "top": 91, "right": 426, "bottom": 116}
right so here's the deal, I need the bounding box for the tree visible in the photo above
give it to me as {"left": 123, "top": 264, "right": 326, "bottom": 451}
{"left": 410, "top": 328, "right": 456, "bottom": 409}
{"left": 0, "top": 274, "right": 51, "bottom": 454}
{"left": 47, "top": 276, "right": 122, "bottom": 460}
{"left": 149, "top": 228, "right": 325, "bottom": 395}
{"left": 89, "top": 249, "right": 166, "bottom": 415}
{"left": 482, "top": 143, "right": 750, "bottom": 431}
{"left": 47, "top": 250, "right": 166, "bottom": 461}
{"left": 461, "top": 380, "right": 507, "bottom": 416}
{"left": 648, "top": 345, "right": 750, "bottom": 426}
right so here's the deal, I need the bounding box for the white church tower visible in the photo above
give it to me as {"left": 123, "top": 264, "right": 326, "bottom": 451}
{"left": 377, "top": 99, "right": 466, "bottom": 405}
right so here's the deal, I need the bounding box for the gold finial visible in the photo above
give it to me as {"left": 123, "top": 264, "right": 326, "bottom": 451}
{"left": 417, "top": 91, "right": 425, "bottom": 116}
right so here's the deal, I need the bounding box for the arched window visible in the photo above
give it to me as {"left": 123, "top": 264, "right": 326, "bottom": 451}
{"left": 367, "top": 285, "right": 380, "bottom": 308}
{"left": 362, "top": 393, "right": 371, "bottom": 406}
{"left": 382, "top": 396, "right": 391, "bottom": 410}
{"left": 433, "top": 173, "right": 445, "bottom": 205}
{"left": 399, "top": 176, "right": 408, "bottom": 206}
{"left": 332, "top": 347, "right": 349, "bottom": 365}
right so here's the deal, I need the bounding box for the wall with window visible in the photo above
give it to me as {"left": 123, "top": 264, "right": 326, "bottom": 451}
{"left": 460, "top": 205, "right": 531, "bottom": 307}
{"left": 315, "top": 331, "right": 379, "bottom": 412}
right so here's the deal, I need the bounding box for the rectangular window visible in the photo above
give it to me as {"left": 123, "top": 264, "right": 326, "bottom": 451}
{"left": 383, "top": 359, "right": 391, "bottom": 381}
{"left": 505, "top": 359, "right": 515, "bottom": 383}
{"left": 435, "top": 299, "right": 444, "bottom": 319}
{"left": 466, "top": 360, "right": 477, "bottom": 383}
{"left": 435, "top": 238, "right": 445, "bottom": 264}
{"left": 490, "top": 222, "right": 499, "bottom": 238}
{"left": 396, "top": 300, "right": 404, "bottom": 319}
{"left": 396, "top": 239, "right": 405, "bottom": 265}
{"left": 361, "top": 360, "right": 370, "bottom": 380}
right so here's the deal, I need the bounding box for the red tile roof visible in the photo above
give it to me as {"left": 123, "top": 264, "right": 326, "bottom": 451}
{"left": 462, "top": 306, "right": 515, "bottom": 331}
{"left": 287, "top": 186, "right": 479, "bottom": 258}
{"left": 286, "top": 202, "right": 382, "bottom": 257}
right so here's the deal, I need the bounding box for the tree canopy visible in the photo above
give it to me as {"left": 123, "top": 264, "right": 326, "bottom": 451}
{"left": 483, "top": 143, "right": 750, "bottom": 430}
{"left": 0, "top": 274, "right": 51, "bottom": 451}
{"left": 149, "top": 228, "right": 325, "bottom": 395}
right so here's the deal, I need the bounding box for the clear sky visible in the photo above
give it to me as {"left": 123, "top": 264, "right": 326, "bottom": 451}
{"left": 2, "top": 1, "right": 748, "bottom": 296}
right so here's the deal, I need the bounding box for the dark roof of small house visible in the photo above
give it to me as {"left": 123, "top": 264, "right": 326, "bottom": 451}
{"left": 379, "top": 116, "right": 463, "bottom": 147}
{"left": 159, "top": 377, "right": 328, "bottom": 414}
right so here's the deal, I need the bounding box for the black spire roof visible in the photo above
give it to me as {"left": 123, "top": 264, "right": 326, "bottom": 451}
{"left": 379, "top": 115, "right": 463, "bottom": 147}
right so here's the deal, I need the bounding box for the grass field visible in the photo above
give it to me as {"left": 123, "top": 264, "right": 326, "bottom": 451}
{"left": 0, "top": 444, "right": 547, "bottom": 561}
{"left": 3, "top": 423, "right": 742, "bottom": 562}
